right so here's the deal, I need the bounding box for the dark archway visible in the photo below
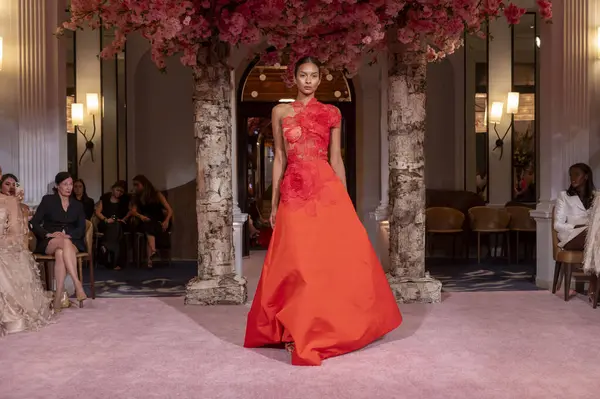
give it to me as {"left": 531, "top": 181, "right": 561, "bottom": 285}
{"left": 236, "top": 58, "right": 357, "bottom": 256}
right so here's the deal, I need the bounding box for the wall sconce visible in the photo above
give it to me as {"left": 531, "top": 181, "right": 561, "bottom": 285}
{"left": 71, "top": 93, "right": 99, "bottom": 165}
{"left": 490, "top": 92, "right": 519, "bottom": 160}
{"left": 71, "top": 103, "right": 84, "bottom": 127}
{"left": 0, "top": 37, "right": 3, "bottom": 71}
{"left": 489, "top": 101, "right": 503, "bottom": 124}
{"left": 506, "top": 91, "right": 520, "bottom": 114}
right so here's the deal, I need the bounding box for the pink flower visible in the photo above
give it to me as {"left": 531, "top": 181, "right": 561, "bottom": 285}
{"left": 537, "top": 0, "right": 552, "bottom": 20}
{"left": 503, "top": 3, "right": 526, "bottom": 25}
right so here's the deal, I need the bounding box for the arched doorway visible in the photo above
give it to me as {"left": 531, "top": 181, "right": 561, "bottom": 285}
{"left": 236, "top": 59, "right": 357, "bottom": 256}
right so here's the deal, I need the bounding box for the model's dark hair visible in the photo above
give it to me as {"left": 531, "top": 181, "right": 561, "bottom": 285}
{"left": 294, "top": 56, "right": 321, "bottom": 76}
{"left": 566, "top": 162, "right": 595, "bottom": 209}
{"left": 0, "top": 173, "right": 19, "bottom": 186}
{"left": 132, "top": 174, "right": 160, "bottom": 205}
{"left": 112, "top": 180, "right": 127, "bottom": 191}
{"left": 72, "top": 178, "right": 91, "bottom": 201}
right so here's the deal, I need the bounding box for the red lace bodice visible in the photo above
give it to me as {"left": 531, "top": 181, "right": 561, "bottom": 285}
{"left": 281, "top": 98, "right": 341, "bottom": 164}
{"left": 279, "top": 99, "right": 341, "bottom": 209}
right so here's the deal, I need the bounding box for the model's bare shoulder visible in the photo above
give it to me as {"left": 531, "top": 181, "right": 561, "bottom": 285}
{"left": 272, "top": 103, "right": 293, "bottom": 117}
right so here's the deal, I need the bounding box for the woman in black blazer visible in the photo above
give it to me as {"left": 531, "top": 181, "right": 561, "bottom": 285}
{"left": 30, "top": 172, "right": 87, "bottom": 310}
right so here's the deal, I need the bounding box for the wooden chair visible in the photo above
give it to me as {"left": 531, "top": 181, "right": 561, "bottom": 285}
{"left": 551, "top": 210, "right": 589, "bottom": 302}
{"left": 32, "top": 220, "right": 96, "bottom": 306}
{"left": 506, "top": 206, "right": 537, "bottom": 264}
{"left": 468, "top": 207, "right": 511, "bottom": 264}
{"left": 425, "top": 207, "right": 465, "bottom": 259}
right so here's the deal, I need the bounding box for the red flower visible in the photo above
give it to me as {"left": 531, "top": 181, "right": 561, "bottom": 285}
{"left": 280, "top": 163, "right": 319, "bottom": 203}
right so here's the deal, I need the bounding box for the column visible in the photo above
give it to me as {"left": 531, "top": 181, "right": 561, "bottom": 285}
{"left": 373, "top": 52, "right": 390, "bottom": 221}
{"left": 370, "top": 53, "right": 391, "bottom": 271}
{"left": 0, "top": 0, "right": 20, "bottom": 175}
{"left": 16, "top": 0, "right": 67, "bottom": 205}
{"left": 532, "top": 0, "right": 598, "bottom": 288}
{"left": 231, "top": 70, "right": 248, "bottom": 276}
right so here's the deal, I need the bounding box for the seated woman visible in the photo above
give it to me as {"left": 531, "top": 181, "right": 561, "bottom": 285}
{"left": 554, "top": 163, "right": 595, "bottom": 251}
{"left": 30, "top": 172, "right": 88, "bottom": 310}
{"left": 72, "top": 178, "right": 95, "bottom": 220}
{"left": 1, "top": 173, "right": 30, "bottom": 219}
{"left": 130, "top": 175, "right": 173, "bottom": 268}
{"left": 95, "top": 180, "right": 131, "bottom": 270}
{"left": 0, "top": 171, "right": 53, "bottom": 336}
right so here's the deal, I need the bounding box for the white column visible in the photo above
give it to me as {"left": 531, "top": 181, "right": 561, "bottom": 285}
{"left": 15, "top": 0, "right": 67, "bottom": 206}
{"left": 231, "top": 70, "right": 247, "bottom": 276}
{"left": 532, "top": 0, "right": 598, "bottom": 288}
{"left": 370, "top": 53, "right": 390, "bottom": 271}
{"left": 373, "top": 52, "right": 390, "bottom": 221}
{"left": 0, "top": 0, "right": 20, "bottom": 175}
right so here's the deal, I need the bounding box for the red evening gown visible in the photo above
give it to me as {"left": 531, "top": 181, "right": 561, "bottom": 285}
{"left": 244, "top": 98, "right": 402, "bottom": 366}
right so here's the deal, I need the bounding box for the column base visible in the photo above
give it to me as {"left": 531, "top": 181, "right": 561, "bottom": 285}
{"left": 387, "top": 273, "right": 442, "bottom": 304}
{"left": 184, "top": 274, "right": 247, "bottom": 305}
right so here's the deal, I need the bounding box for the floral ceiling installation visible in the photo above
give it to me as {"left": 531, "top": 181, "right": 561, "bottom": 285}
{"left": 60, "top": 0, "right": 552, "bottom": 80}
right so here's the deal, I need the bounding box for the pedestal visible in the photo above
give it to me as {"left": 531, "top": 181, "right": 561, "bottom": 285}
{"left": 184, "top": 274, "right": 247, "bottom": 305}
{"left": 233, "top": 210, "right": 248, "bottom": 276}
{"left": 387, "top": 272, "right": 443, "bottom": 304}
{"left": 531, "top": 201, "right": 554, "bottom": 289}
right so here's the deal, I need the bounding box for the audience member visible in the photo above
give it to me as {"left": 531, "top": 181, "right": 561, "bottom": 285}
{"left": 30, "top": 172, "right": 88, "bottom": 310}
{"left": 130, "top": 175, "right": 173, "bottom": 268}
{"left": 95, "top": 180, "right": 131, "bottom": 270}
{"left": 73, "top": 178, "right": 95, "bottom": 220}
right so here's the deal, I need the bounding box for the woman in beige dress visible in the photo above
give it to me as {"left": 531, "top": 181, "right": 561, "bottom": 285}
{"left": 0, "top": 190, "right": 53, "bottom": 336}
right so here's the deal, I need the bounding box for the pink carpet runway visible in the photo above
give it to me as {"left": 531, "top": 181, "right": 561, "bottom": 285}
{"left": 1, "top": 290, "right": 599, "bottom": 399}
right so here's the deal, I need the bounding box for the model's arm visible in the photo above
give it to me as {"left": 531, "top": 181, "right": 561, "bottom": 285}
{"left": 329, "top": 107, "right": 346, "bottom": 188}
{"left": 554, "top": 192, "right": 575, "bottom": 234}
{"left": 95, "top": 199, "right": 108, "bottom": 223}
{"left": 158, "top": 192, "right": 173, "bottom": 229}
{"left": 3, "top": 196, "right": 26, "bottom": 249}
{"left": 30, "top": 196, "right": 50, "bottom": 238}
{"left": 270, "top": 105, "right": 287, "bottom": 225}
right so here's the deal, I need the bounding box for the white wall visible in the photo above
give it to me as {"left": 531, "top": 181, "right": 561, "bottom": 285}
{"left": 0, "top": 0, "right": 67, "bottom": 204}
{"left": 75, "top": 28, "right": 102, "bottom": 200}
{"left": 131, "top": 51, "right": 195, "bottom": 190}
{"left": 425, "top": 58, "right": 457, "bottom": 190}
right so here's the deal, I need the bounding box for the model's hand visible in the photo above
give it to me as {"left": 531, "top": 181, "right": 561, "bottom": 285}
{"left": 139, "top": 215, "right": 150, "bottom": 222}
{"left": 106, "top": 218, "right": 115, "bottom": 224}
{"left": 47, "top": 232, "right": 61, "bottom": 238}
{"left": 269, "top": 208, "right": 277, "bottom": 227}
{"left": 161, "top": 221, "right": 169, "bottom": 231}
{"left": 16, "top": 190, "right": 24, "bottom": 202}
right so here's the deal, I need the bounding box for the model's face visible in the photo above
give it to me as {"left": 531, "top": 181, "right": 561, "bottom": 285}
{"left": 1, "top": 178, "right": 16, "bottom": 196}
{"left": 294, "top": 62, "right": 321, "bottom": 96}
{"left": 133, "top": 180, "right": 143, "bottom": 193}
{"left": 73, "top": 181, "right": 84, "bottom": 196}
{"left": 58, "top": 178, "right": 74, "bottom": 197}
{"left": 112, "top": 186, "right": 124, "bottom": 198}
{"left": 569, "top": 167, "right": 587, "bottom": 189}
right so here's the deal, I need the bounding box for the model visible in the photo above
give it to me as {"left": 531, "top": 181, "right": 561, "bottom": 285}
{"left": 244, "top": 56, "right": 402, "bottom": 366}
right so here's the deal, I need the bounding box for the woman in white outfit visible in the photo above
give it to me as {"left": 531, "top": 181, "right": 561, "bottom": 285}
{"left": 554, "top": 163, "right": 595, "bottom": 251}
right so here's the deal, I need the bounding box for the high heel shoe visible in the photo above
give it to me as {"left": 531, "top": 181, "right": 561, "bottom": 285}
{"left": 61, "top": 291, "right": 72, "bottom": 309}
{"left": 76, "top": 290, "right": 88, "bottom": 308}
